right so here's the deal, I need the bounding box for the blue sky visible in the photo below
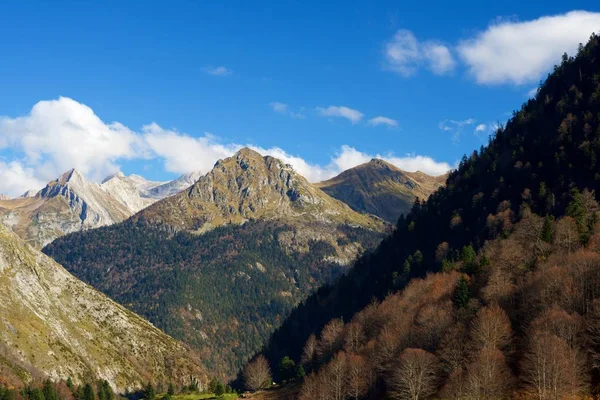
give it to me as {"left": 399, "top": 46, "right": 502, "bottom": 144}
{"left": 0, "top": 1, "right": 598, "bottom": 195}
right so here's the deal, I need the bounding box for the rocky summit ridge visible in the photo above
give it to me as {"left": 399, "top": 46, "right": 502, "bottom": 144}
{"left": 136, "top": 147, "right": 385, "bottom": 232}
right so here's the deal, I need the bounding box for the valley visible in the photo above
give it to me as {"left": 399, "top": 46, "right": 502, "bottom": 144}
{"left": 1, "top": 4, "right": 598, "bottom": 400}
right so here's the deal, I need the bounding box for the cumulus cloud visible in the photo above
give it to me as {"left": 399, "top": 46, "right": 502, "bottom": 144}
{"left": 204, "top": 66, "right": 232, "bottom": 76}
{"left": 0, "top": 97, "right": 143, "bottom": 185}
{"left": 143, "top": 124, "right": 240, "bottom": 174}
{"left": 316, "top": 105, "right": 364, "bottom": 124}
{"left": 0, "top": 161, "right": 46, "bottom": 197}
{"left": 457, "top": 11, "right": 600, "bottom": 85}
{"left": 0, "top": 97, "right": 452, "bottom": 196}
{"left": 368, "top": 116, "right": 399, "bottom": 127}
{"left": 384, "top": 30, "right": 456, "bottom": 76}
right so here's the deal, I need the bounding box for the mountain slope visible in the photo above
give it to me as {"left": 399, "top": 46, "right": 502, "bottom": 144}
{"left": 317, "top": 159, "right": 446, "bottom": 222}
{"left": 100, "top": 172, "right": 164, "bottom": 213}
{"left": 44, "top": 149, "right": 386, "bottom": 377}
{"left": 136, "top": 148, "right": 383, "bottom": 232}
{"left": 0, "top": 222, "right": 206, "bottom": 391}
{"left": 260, "top": 33, "right": 600, "bottom": 385}
{"left": 0, "top": 169, "right": 132, "bottom": 248}
{"left": 147, "top": 171, "right": 202, "bottom": 199}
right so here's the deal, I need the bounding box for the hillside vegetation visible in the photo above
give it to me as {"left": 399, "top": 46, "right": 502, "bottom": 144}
{"left": 43, "top": 149, "right": 386, "bottom": 378}
{"left": 253, "top": 33, "right": 600, "bottom": 398}
{"left": 0, "top": 223, "right": 205, "bottom": 392}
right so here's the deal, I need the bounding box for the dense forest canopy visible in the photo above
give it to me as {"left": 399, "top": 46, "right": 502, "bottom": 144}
{"left": 44, "top": 218, "right": 383, "bottom": 377}
{"left": 259, "top": 33, "right": 600, "bottom": 392}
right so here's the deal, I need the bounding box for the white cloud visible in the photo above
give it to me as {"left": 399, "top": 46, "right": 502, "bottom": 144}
{"left": 204, "top": 66, "right": 232, "bottom": 76}
{"left": 330, "top": 145, "right": 452, "bottom": 176}
{"left": 142, "top": 124, "right": 240, "bottom": 174}
{"left": 474, "top": 123, "right": 487, "bottom": 132}
{"left": 438, "top": 118, "right": 476, "bottom": 143}
{"left": 0, "top": 97, "right": 452, "bottom": 196}
{"left": 423, "top": 42, "right": 457, "bottom": 75}
{"left": 316, "top": 105, "right": 364, "bottom": 124}
{"left": 269, "top": 102, "right": 306, "bottom": 119}
{"left": 384, "top": 30, "right": 455, "bottom": 76}
{"left": 368, "top": 116, "right": 399, "bottom": 127}
{"left": 0, "top": 161, "right": 46, "bottom": 197}
{"left": 457, "top": 11, "right": 600, "bottom": 85}
{"left": 0, "top": 97, "right": 143, "bottom": 186}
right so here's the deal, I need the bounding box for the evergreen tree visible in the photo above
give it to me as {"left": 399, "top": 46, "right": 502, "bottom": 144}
{"left": 66, "top": 377, "right": 74, "bottom": 392}
{"left": 296, "top": 365, "right": 306, "bottom": 379}
{"left": 97, "top": 381, "right": 113, "bottom": 400}
{"left": 278, "top": 356, "right": 297, "bottom": 381}
{"left": 453, "top": 276, "right": 470, "bottom": 308}
{"left": 30, "top": 388, "right": 45, "bottom": 400}
{"left": 167, "top": 383, "right": 175, "bottom": 397}
{"left": 42, "top": 380, "right": 58, "bottom": 400}
{"left": 541, "top": 215, "right": 554, "bottom": 243}
{"left": 143, "top": 383, "right": 155, "bottom": 400}
{"left": 214, "top": 382, "right": 224, "bottom": 397}
{"left": 82, "top": 384, "right": 95, "bottom": 400}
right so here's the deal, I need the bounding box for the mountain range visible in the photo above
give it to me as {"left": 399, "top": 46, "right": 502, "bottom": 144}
{"left": 43, "top": 148, "right": 402, "bottom": 377}
{"left": 0, "top": 169, "right": 201, "bottom": 248}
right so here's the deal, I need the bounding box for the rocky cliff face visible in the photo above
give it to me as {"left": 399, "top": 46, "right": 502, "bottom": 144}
{"left": 0, "top": 170, "right": 132, "bottom": 248}
{"left": 0, "top": 169, "right": 202, "bottom": 248}
{"left": 317, "top": 159, "right": 447, "bottom": 223}
{"left": 147, "top": 171, "right": 202, "bottom": 199}
{"left": 137, "top": 148, "right": 384, "bottom": 232}
{"left": 101, "top": 172, "right": 163, "bottom": 213}
{"left": 0, "top": 222, "right": 205, "bottom": 391}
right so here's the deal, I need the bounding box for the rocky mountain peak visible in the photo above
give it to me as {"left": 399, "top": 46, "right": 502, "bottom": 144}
{"left": 367, "top": 158, "right": 396, "bottom": 171}
{"left": 137, "top": 149, "right": 384, "bottom": 232}
{"left": 0, "top": 194, "right": 10, "bottom": 201}
{"left": 102, "top": 171, "right": 126, "bottom": 183}
{"left": 20, "top": 189, "right": 38, "bottom": 198}
{"left": 56, "top": 168, "right": 86, "bottom": 186}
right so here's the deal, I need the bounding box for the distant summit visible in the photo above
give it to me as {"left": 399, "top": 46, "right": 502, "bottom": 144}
{"left": 317, "top": 158, "right": 446, "bottom": 223}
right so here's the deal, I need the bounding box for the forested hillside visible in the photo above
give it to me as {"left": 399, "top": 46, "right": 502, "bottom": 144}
{"left": 257, "top": 33, "right": 600, "bottom": 395}
{"left": 43, "top": 150, "right": 387, "bottom": 378}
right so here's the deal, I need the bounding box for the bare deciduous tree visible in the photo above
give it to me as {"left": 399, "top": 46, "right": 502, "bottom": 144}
{"left": 301, "top": 333, "right": 317, "bottom": 368}
{"left": 465, "top": 348, "right": 513, "bottom": 400}
{"left": 521, "top": 332, "right": 588, "bottom": 400}
{"left": 555, "top": 216, "right": 580, "bottom": 254}
{"left": 324, "top": 351, "right": 348, "bottom": 400}
{"left": 318, "top": 318, "right": 345, "bottom": 361}
{"left": 346, "top": 353, "right": 369, "bottom": 400}
{"left": 243, "top": 355, "right": 272, "bottom": 392}
{"left": 470, "top": 304, "right": 512, "bottom": 351}
{"left": 389, "top": 348, "right": 439, "bottom": 400}
{"left": 344, "top": 322, "right": 365, "bottom": 354}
